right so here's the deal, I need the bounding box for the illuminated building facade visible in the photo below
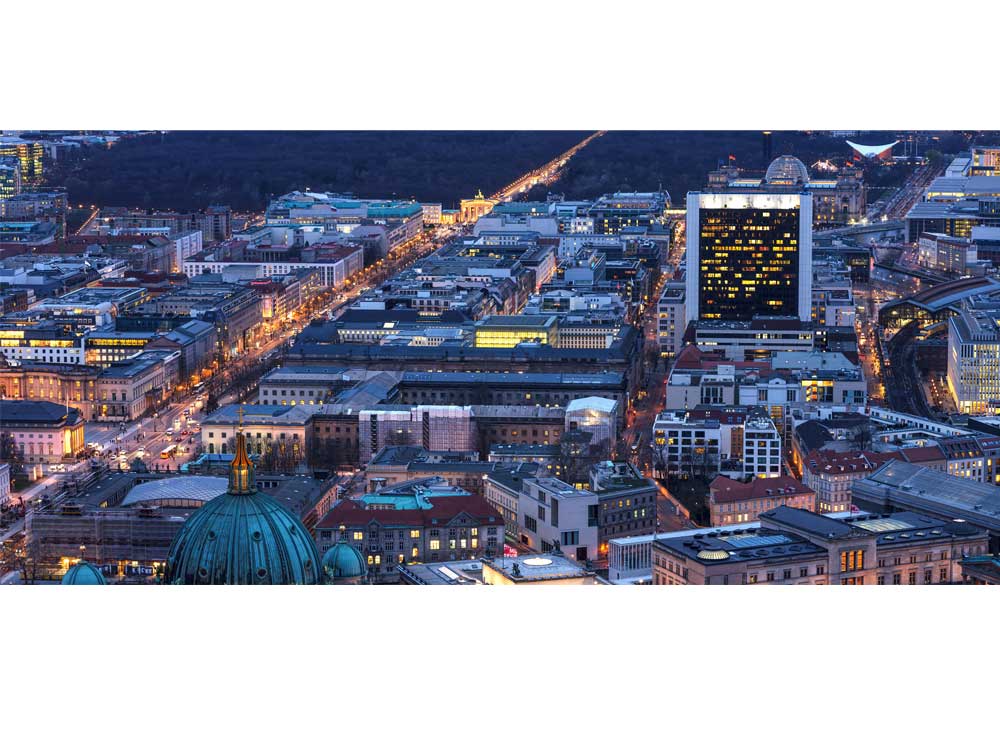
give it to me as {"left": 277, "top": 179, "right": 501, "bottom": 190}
{"left": 0, "top": 326, "right": 86, "bottom": 365}
{"left": 83, "top": 331, "right": 154, "bottom": 367}
{"left": 709, "top": 475, "right": 815, "bottom": 526}
{"left": 691, "top": 317, "right": 814, "bottom": 362}
{"left": 459, "top": 190, "right": 497, "bottom": 223}
{"left": 201, "top": 403, "right": 314, "bottom": 465}
{"left": 0, "top": 157, "right": 21, "bottom": 200}
{"left": 586, "top": 191, "right": 670, "bottom": 234}
{"left": 473, "top": 315, "right": 558, "bottom": 348}
{"left": 315, "top": 488, "right": 504, "bottom": 583}
{"left": 0, "top": 400, "right": 85, "bottom": 464}
{"left": 970, "top": 147, "right": 1000, "bottom": 176}
{"left": 948, "top": 307, "right": 1000, "bottom": 415}
{"left": 0, "top": 190, "right": 69, "bottom": 238}
{"left": 741, "top": 416, "right": 783, "bottom": 478}
{"left": 656, "top": 279, "right": 686, "bottom": 357}
{"left": 0, "top": 139, "right": 44, "bottom": 185}
{"left": 0, "top": 362, "right": 100, "bottom": 420}
{"left": 686, "top": 191, "right": 812, "bottom": 322}
{"left": 94, "top": 350, "right": 180, "bottom": 422}
{"left": 564, "top": 396, "right": 617, "bottom": 456}
{"left": 421, "top": 202, "right": 442, "bottom": 224}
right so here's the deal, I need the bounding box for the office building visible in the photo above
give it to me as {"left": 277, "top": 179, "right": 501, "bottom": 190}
{"left": 0, "top": 325, "right": 86, "bottom": 365}
{"left": 0, "top": 138, "right": 44, "bottom": 185}
{"left": 686, "top": 191, "right": 812, "bottom": 322}
{"left": 586, "top": 191, "right": 670, "bottom": 234}
{"left": 515, "top": 477, "right": 599, "bottom": 562}
{"left": 691, "top": 317, "right": 815, "bottom": 361}
{"left": 917, "top": 232, "right": 981, "bottom": 276}
{"left": 742, "top": 415, "right": 783, "bottom": 478}
{"left": 0, "top": 157, "right": 20, "bottom": 200}
{"left": 656, "top": 278, "right": 686, "bottom": 358}
{"left": 91, "top": 205, "right": 232, "bottom": 242}
{"left": 947, "top": 306, "right": 1000, "bottom": 415}
{"left": 0, "top": 220, "right": 58, "bottom": 245}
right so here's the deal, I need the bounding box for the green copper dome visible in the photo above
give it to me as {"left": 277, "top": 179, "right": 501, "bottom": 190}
{"left": 322, "top": 541, "right": 368, "bottom": 583}
{"left": 62, "top": 561, "right": 107, "bottom": 585}
{"left": 164, "top": 421, "right": 321, "bottom": 585}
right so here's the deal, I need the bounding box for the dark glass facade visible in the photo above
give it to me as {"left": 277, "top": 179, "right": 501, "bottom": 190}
{"left": 698, "top": 207, "right": 801, "bottom": 320}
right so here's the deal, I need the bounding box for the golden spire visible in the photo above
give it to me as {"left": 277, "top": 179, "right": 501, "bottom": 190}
{"left": 228, "top": 405, "right": 254, "bottom": 495}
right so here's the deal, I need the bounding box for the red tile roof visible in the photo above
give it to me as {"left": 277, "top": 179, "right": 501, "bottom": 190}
{"left": 709, "top": 475, "right": 814, "bottom": 505}
{"left": 315, "top": 493, "right": 503, "bottom": 529}
{"left": 804, "top": 449, "right": 913, "bottom": 477}
{"left": 900, "top": 445, "right": 945, "bottom": 463}
{"left": 671, "top": 344, "right": 771, "bottom": 373}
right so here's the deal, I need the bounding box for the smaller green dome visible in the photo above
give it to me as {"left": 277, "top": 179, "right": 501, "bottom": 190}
{"left": 322, "top": 542, "right": 368, "bottom": 583}
{"left": 62, "top": 561, "right": 107, "bottom": 585}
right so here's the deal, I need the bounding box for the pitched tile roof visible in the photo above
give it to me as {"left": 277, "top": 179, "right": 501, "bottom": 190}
{"left": 709, "top": 475, "right": 815, "bottom": 505}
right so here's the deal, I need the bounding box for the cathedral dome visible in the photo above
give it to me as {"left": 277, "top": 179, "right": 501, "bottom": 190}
{"left": 322, "top": 540, "right": 368, "bottom": 584}
{"left": 62, "top": 561, "right": 107, "bottom": 585}
{"left": 764, "top": 155, "right": 810, "bottom": 186}
{"left": 164, "top": 417, "right": 321, "bottom": 585}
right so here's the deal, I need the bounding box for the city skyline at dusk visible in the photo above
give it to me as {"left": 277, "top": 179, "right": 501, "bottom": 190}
{"left": 4, "top": 7, "right": 998, "bottom": 740}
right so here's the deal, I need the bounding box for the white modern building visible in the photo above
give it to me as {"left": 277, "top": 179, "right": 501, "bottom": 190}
{"left": 948, "top": 307, "right": 1000, "bottom": 415}
{"left": 516, "top": 477, "right": 599, "bottom": 563}
{"left": 742, "top": 415, "right": 783, "bottom": 478}
{"left": 652, "top": 413, "right": 722, "bottom": 478}
{"left": 656, "top": 279, "right": 686, "bottom": 357}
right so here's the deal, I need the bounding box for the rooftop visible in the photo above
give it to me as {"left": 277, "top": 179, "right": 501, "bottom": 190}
{"left": 481, "top": 552, "right": 594, "bottom": 582}
{"left": 709, "top": 475, "right": 814, "bottom": 505}
{"left": 855, "top": 460, "right": 1000, "bottom": 531}
{"left": 121, "top": 476, "right": 227, "bottom": 507}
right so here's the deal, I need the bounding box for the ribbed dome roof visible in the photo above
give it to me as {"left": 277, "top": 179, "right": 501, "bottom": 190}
{"left": 695, "top": 549, "right": 731, "bottom": 562}
{"left": 165, "top": 491, "right": 321, "bottom": 584}
{"left": 765, "top": 155, "right": 810, "bottom": 185}
{"left": 322, "top": 541, "right": 368, "bottom": 583}
{"left": 164, "top": 422, "right": 321, "bottom": 585}
{"left": 62, "top": 561, "right": 107, "bottom": 585}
